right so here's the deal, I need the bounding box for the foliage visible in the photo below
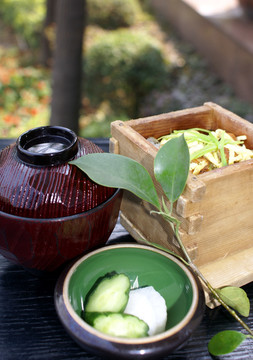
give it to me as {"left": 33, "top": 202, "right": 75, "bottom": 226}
{"left": 137, "top": 0, "right": 153, "bottom": 11}
{"left": 84, "top": 28, "right": 169, "bottom": 118}
{"left": 0, "top": 0, "right": 45, "bottom": 48}
{"left": 71, "top": 152, "right": 160, "bottom": 208}
{"left": 208, "top": 331, "right": 248, "bottom": 356}
{"left": 1, "top": 0, "right": 252, "bottom": 139}
{"left": 87, "top": 0, "right": 142, "bottom": 29}
{"left": 0, "top": 48, "right": 50, "bottom": 137}
{"left": 154, "top": 135, "right": 189, "bottom": 204}
{"left": 216, "top": 287, "right": 250, "bottom": 317}
{"left": 79, "top": 101, "right": 129, "bottom": 138}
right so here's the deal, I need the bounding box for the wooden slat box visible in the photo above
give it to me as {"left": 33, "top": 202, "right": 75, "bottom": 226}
{"left": 110, "top": 102, "right": 253, "bottom": 306}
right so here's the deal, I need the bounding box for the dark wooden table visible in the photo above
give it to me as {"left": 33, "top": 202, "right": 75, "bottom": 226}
{"left": 0, "top": 138, "right": 253, "bottom": 360}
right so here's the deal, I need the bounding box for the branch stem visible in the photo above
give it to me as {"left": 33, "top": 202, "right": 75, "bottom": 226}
{"left": 151, "top": 201, "right": 253, "bottom": 337}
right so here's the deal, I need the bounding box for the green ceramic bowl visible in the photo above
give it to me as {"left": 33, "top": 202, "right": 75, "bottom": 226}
{"left": 55, "top": 244, "right": 205, "bottom": 359}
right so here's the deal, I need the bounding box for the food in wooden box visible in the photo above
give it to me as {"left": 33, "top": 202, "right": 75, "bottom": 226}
{"left": 148, "top": 128, "right": 253, "bottom": 175}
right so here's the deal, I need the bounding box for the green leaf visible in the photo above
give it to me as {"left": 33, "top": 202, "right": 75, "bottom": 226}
{"left": 154, "top": 135, "right": 190, "bottom": 204}
{"left": 216, "top": 286, "right": 250, "bottom": 317}
{"left": 208, "top": 330, "right": 247, "bottom": 356}
{"left": 70, "top": 153, "right": 160, "bottom": 209}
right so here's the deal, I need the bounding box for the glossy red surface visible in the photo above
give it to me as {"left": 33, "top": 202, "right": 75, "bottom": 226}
{"left": 0, "top": 133, "right": 122, "bottom": 272}
{"left": 0, "top": 189, "right": 122, "bottom": 272}
{"left": 0, "top": 137, "right": 115, "bottom": 218}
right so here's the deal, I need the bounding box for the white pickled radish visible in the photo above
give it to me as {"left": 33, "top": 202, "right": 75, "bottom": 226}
{"left": 124, "top": 286, "right": 167, "bottom": 336}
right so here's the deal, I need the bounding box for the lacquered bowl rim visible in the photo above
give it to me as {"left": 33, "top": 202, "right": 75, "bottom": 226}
{"left": 0, "top": 188, "right": 121, "bottom": 222}
{"left": 58, "top": 243, "right": 202, "bottom": 345}
{"left": 16, "top": 125, "right": 78, "bottom": 166}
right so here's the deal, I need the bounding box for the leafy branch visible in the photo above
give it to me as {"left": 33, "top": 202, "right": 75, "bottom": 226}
{"left": 70, "top": 135, "right": 252, "bottom": 356}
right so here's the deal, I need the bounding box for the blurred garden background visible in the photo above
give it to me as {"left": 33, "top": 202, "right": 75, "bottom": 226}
{"left": 0, "top": 0, "right": 252, "bottom": 138}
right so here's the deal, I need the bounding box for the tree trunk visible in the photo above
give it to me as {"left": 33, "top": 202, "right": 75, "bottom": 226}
{"left": 239, "top": 0, "right": 253, "bottom": 19}
{"left": 40, "top": 0, "right": 58, "bottom": 67}
{"left": 50, "top": 0, "right": 85, "bottom": 134}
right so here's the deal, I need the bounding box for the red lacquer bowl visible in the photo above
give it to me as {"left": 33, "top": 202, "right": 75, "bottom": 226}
{"left": 0, "top": 126, "right": 122, "bottom": 273}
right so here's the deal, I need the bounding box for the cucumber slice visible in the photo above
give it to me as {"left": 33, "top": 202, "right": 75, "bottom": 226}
{"left": 84, "top": 272, "right": 131, "bottom": 313}
{"left": 84, "top": 312, "right": 149, "bottom": 338}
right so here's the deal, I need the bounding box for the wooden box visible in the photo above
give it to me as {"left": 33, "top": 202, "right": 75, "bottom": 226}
{"left": 110, "top": 102, "right": 253, "bottom": 306}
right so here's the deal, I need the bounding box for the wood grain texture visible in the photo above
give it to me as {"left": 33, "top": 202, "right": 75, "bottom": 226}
{"left": 111, "top": 103, "right": 253, "bottom": 295}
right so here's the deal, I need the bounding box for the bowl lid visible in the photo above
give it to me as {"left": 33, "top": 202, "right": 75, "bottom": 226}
{"left": 0, "top": 126, "right": 116, "bottom": 218}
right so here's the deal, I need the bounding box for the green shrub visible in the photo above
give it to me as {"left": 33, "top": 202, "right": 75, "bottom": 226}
{"left": 87, "top": 0, "right": 142, "bottom": 29}
{"left": 84, "top": 29, "right": 169, "bottom": 117}
{"left": 0, "top": 48, "right": 50, "bottom": 137}
{"left": 80, "top": 102, "right": 129, "bottom": 138}
{"left": 0, "top": 0, "right": 45, "bottom": 48}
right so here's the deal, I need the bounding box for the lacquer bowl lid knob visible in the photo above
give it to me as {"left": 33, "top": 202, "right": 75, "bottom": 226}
{"left": 16, "top": 126, "right": 78, "bottom": 166}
